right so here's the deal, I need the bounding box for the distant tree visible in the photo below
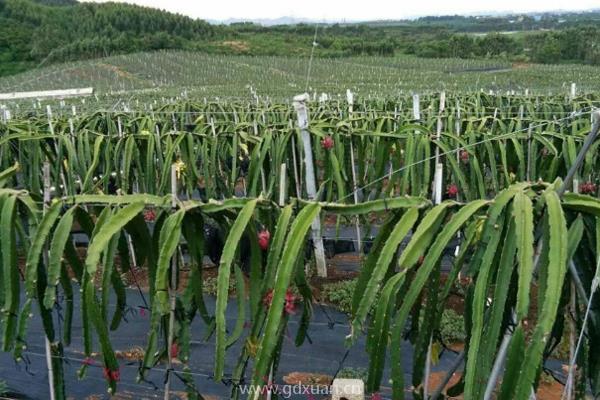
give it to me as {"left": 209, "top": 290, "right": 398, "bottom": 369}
{"left": 477, "top": 33, "right": 519, "bottom": 57}
{"left": 1, "top": 0, "right": 599, "bottom": 78}
{"left": 533, "top": 36, "right": 562, "bottom": 63}
{"left": 449, "top": 35, "right": 476, "bottom": 58}
{"left": 584, "top": 42, "right": 600, "bottom": 65}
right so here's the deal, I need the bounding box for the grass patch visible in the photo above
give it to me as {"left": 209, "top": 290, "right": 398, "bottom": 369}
{"left": 321, "top": 279, "right": 359, "bottom": 315}
{"left": 337, "top": 367, "right": 368, "bottom": 381}
{"left": 202, "top": 276, "right": 236, "bottom": 297}
{"left": 439, "top": 309, "right": 466, "bottom": 344}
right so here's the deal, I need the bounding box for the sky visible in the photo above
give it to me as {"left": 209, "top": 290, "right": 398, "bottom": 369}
{"left": 79, "top": 0, "right": 600, "bottom": 22}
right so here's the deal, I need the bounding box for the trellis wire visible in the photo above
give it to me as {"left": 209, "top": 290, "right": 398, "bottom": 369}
{"left": 340, "top": 107, "right": 596, "bottom": 203}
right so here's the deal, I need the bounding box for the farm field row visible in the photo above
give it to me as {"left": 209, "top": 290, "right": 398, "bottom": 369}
{"left": 0, "top": 90, "right": 599, "bottom": 399}
{"left": 2, "top": 52, "right": 600, "bottom": 105}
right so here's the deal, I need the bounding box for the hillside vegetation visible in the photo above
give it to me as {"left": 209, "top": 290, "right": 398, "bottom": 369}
{"left": 0, "top": 0, "right": 599, "bottom": 78}
{"left": 0, "top": 0, "right": 215, "bottom": 76}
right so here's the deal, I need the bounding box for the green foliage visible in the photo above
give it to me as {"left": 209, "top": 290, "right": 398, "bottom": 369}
{"left": 439, "top": 309, "right": 466, "bottom": 344}
{"left": 337, "top": 367, "right": 368, "bottom": 381}
{"left": 1, "top": 0, "right": 600, "bottom": 78}
{"left": 0, "top": 0, "right": 215, "bottom": 76}
{"left": 0, "top": 99, "right": 599, "bottom": 399}
{"left": 3, "top": 50, "right": 600, "bottom": 96}
{"left": 322, "top": 279, "right": 359, "bottom": 315}
{"left": 202, "top": 276, "right": 235, "bottom": 296}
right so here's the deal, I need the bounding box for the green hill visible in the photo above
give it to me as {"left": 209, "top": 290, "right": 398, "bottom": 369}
{"left": 0, "top": 0, "right": 215, "bottom": 76}
{"left": 1, "top": 0, "right": 599, "bottom": 79}
{"left": 33, "top": 0, "right": 78, "bottom": 5}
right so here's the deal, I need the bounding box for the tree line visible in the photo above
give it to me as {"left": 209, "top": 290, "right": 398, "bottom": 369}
{"left": 0, "top": 0, "right": 599, "bottom": 78}
{"left": 403, "top": 27, "right": 600, "bottom": 64}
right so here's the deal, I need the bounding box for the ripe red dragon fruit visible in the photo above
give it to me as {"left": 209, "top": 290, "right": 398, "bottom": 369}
{"left": 262, "top": 288, "right": 297, "bottom": 315}
{"left": 82, "top": 357, "right": 94, "bottom": 366}
{"left": 320, "top": 136, "right": 334, "bottom": 150}
{"left": 460, "top": 150, "right": 469, "bottom": 163}
{"left": 446, "top": 184, "right": 459, "bottom": 197}
{"left": 143, "top": 209, "right": 156, "bottom": 222}
{"left": 580, "top": 181, "right": 597, "bottom": 195}
{"left": 110, "top": 369, "right": 120, "bottom": 382}
{"left": 284, "top": 289, "right": 297, "bottom": 315}
{"left": 102, "top": 367, "right": 120, "bottom": 382}
{"left": 262, "top": 289, "right": 274, "bottom": 308}
{"left": 170, "top": 342, "right": 179, "bottom": 359}
{"left": 258, "top": 229, "right": 271, "bottom": 251}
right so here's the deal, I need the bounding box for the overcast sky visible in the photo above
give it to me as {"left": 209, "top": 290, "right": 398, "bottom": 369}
{"left": 79, "top": 0, "right": 599, "bottom": 21}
